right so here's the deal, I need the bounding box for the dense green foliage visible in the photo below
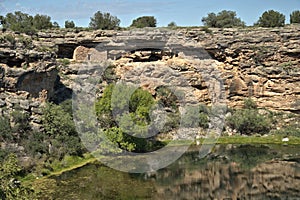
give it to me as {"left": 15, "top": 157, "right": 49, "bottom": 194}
{"left": 201, "top": 10, "right": 245, "bottom": 28}
{"left": 95, "top": 84, "right": 115, "bottom": 128}
{"left": 95, "top": 84, "right": 162, "bottom": 152}
{"left": 255, "top": 10, "right": 285, "bottom": 27}
{"left": 0, "top": 116, "right": 12, "bottom": 142}
{"left": 1, "top": 11, "right": 53, "bottom": 33}
{"left": 41, "top": 102, "right": 84, "bottom": 159}
{"left": 65, "top": 20, "right": 75, "bottom": 28}
{"left": 290, "top": 10, "right": 300, "bottom": 24}
{"left": 130, "top": 16, "right": 157, "bottom": 28}
{"left": 0, "top": 154, "right": 36, "bottom": 199}
{"left": 89, "top": 11, "right": 120, "bottom": 30}
{"left": 226, "top": 99, "right": 271, "bottom": 135}
{"left": 32, "top": 14, "right": 53, "bottom": 30}
{"left": 0, "top": 109, "right": 31, "bottom": 143}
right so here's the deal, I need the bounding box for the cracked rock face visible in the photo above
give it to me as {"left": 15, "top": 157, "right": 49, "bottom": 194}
{"left": 0, "top": 26, "right": 300, "bottom": 134}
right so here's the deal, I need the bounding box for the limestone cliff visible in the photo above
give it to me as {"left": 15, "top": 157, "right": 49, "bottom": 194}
{"left": 0, "top": 26, "right": 299, "bottom": 131}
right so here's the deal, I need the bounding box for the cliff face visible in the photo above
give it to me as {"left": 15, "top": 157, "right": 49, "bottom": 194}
{"left": 0, "top": 26, "right": 300, "bottom": 130}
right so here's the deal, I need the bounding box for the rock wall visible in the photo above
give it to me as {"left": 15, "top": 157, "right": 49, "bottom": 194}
{"left": 35, "top": 26, "right": 299, "bottom": 112}
{"left": 0, "top": 26, "right": 299, "bottom": 131}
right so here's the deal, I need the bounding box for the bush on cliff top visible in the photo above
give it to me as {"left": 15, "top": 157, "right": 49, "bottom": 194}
{"left": 201, "top": 10, "right": 245, "bottom": 28}
{"left": 290, "top": 10, "right": 300, "bottom": 24}
{"left": 255, "top": 10, "right": 285, "bottom": 27}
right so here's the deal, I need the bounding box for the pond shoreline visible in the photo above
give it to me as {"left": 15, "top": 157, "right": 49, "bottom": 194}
{"left": 25, "top": 134, "right": 300, "bottom": 183}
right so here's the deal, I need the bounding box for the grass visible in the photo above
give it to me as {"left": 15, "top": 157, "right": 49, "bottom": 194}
{"left": 48, "top": 154, "right": 97, "bottom": 177}
{"left": 164, "top": 135, "right": 300, "bottom": 146}
{"left": 23, "top": 134, "right": 300, "bottom": 185}
{"left": 212, "top": 135, "right": 300, "bottom": 145}
{"left": 22, "top": 153, "right": 97, "bottom": 183}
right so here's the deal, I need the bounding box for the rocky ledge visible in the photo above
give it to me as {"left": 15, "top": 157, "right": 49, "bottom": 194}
{"left": 0, "top": 25, "right": 300, "bottom": 130}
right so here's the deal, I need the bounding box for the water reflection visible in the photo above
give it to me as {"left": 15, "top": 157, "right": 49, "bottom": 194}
{"left": 37, "top": 144, "right": 300, "bottom": 200}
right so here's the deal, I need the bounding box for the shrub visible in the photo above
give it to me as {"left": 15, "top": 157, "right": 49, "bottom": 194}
{"left": 89, "top": 11, "right": 120, "bottom": 30}
{"left": 52, "top": 22, "right": 60, "bottom": 29}
{"left": 290, "top": 10, "right": 300, "bottom": 24}
{"left": 2, "top": 11, "right": 36, "bottom": 34}
{"left": 104, "top": 127, "right": 136, "bottom": 152}
{"left": 11, "top": 110, "right": 30, "bottom": 134}
{"left": 181, "top": 104, "right": 209, "bottom": 128}
{"left": 0, "top": 154, "right": 36, "bottom": 199}
{"left": 130, "top": 16, "right": 157, "bottom": 28}
{"left": 201, "top": 10, "right": 245, "bottom": 28}
{"left": 95, "top": 84, "right": 115, "bottom": 128}
{"left": 243, "top": 98, "right": 257, "bottom": 109}
{"left": 32, "top": 14, "right": 53, "bottom": 30}
{"left": 42, "top": 102, "right": 83, "bottom": 158}
{"left": 226, "top": 99, "right": 271, "bottom": 135}
{"left": 24, "top": 131, "right": 48, "bottom": 156}
{"left": 3, "top": 34, "right": 16, "bottom": 45}
{"left": 95, "top": 84, "right": 160, "bottom": 152}
{"left": 275, "top": 125, "right": 300, "bottom": 137}
{"left": 201, "top": 26, "right": 213, "bottom": 34}
{"left": 58, "top": 58, "right": 71, "bottom": 66}
{"left": 0, "top": 116, "right": 12, "bottom": 142}
{"left": 255, "top": 10, "right": 285, "bottom": 27}
{"left": 2, "top": 11, "right": 53, "bottom": 34}
{"left": 65, "top": 20, "right": 75, "bottom": 28}
{"left": 167, "top": 21, "right": 177, "bottom": 28}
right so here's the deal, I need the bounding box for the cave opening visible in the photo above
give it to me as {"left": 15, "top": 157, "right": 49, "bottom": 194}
{"left": 57, "top": 44, "right": 78, "bottom": 59}
{"left": 117, "top": 48, "right": 175, "bottom": 62}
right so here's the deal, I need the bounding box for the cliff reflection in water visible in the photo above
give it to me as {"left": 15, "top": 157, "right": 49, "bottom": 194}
{"left": 40, "top": 144, "right": 300, "bottom": 200}
{"left": 153, "top": 145, "right": 300, "bottom": 200}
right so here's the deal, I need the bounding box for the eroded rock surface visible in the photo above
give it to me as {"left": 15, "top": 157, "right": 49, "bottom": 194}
{"left": 0, "top": 26, "right": 299, "bottom": 131}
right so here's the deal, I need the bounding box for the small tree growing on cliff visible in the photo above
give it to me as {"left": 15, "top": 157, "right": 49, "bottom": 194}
{"left": 130, "top": 16, "right": 157, "bottom": 28}
{"left": 65, "top": 20, "right": 75, "bottom": 28}
{"left": 2, "top": 11, "right": 35, "bottom": 34}
{"left": 290, "top": 10, "right": 300, "bottom": 24}
{"left": 89, "top": 11, "right": 120, "bottom": 30}
{"left": 255, "top": 10, "right": 285, "bottom": 27}
{"left": 167, "top": 21, "right": 177, "bottom": 28}
{"left": 32, "top": 14, "right": 53, "bottom": 30}
{"left": 201, "top": 10, "right": 245, "bottom": 28}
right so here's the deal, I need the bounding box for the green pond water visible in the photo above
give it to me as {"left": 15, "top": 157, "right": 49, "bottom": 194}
{"left": 36, "top": 144, "right": 300, "bottom": 200}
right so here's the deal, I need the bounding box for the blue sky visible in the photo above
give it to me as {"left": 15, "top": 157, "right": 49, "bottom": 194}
{"left": 0, "top": 0, "right": 299, "bottom": 27}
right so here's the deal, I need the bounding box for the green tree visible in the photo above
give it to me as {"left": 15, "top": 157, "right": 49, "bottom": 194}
{"left": 65, "top": 20, "right": 75, "bottom": 28}
{"left": 255, "top": 10, "right": 285, "bottom": 27}
{"left": 32, "top": 14, "right": 53, "bottom": 30}
{"left": 95, "top": 83, "right": 115, "bottom": 128}
{"left": 89, "top": 11, "right": 120, "bottom": 30}
{"left": 202, "top": 10, "right": 245, "bottom": 28}
{"left": 3, "top": 11, "right": 35, "bottom": 34}
{"left": 0, "top": 15, "right": 4, "bottom": 26}
{"left": 167, "top": 21, "right": 177, "bottom": 28}
{"left": 0, "top": 116, "right": 12, "bottom": 142}
{"left": 0, "top": 154, "right": 36, "bottom": 199}
{"left": 290, "top": 10, "right": 300, "bottom": 24}
{"left": 52, "top": 21, "right": 60, "bottom": 28}
{"left": 11, "top": 110, "right": 30, "bottom": 135}
{"left": 130, "top": 16, "right": 157, "bottom": 28}
{"left": 95, "top": 84, "right": 159, "bottom": 152}
{"left": 42, "top": 103, "right": 83, "bottom": 158}
{"left": 104, "top": 127, "right": 136, "bottom": 152}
